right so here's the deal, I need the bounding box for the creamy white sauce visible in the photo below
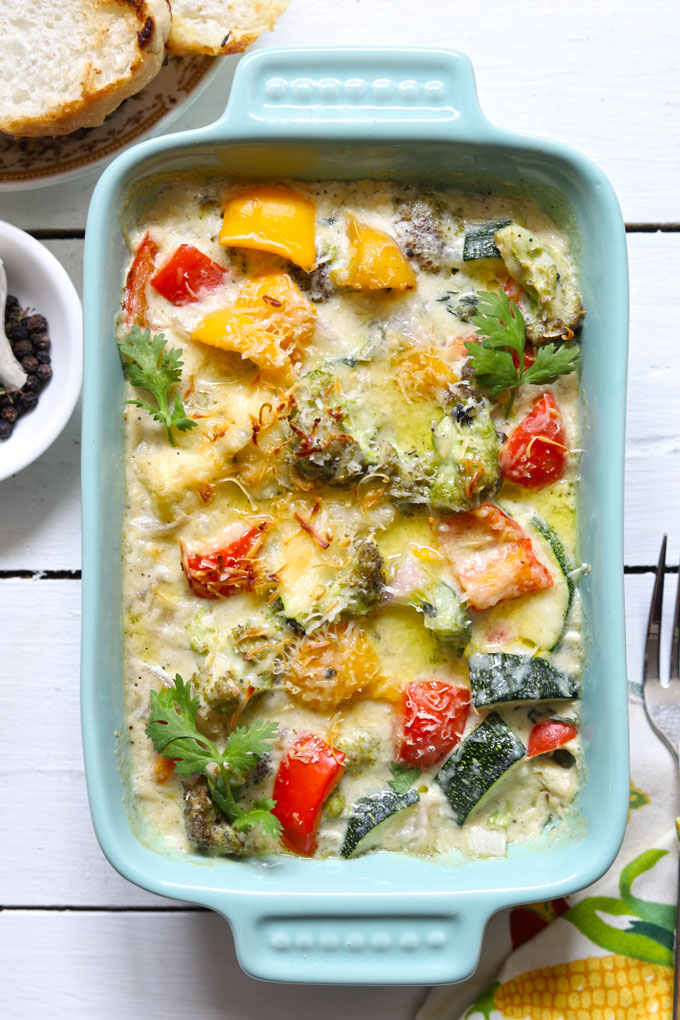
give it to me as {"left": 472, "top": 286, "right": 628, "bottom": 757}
{"left": 120, "top": 176, "right": 583, "bottom": 861}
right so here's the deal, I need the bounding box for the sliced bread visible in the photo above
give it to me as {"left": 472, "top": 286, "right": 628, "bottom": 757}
{"left": 167, "top": 0, "right": 289, "bottom": 56}
{"left": 0, "top": 0, "right": 171, "bottom": 137}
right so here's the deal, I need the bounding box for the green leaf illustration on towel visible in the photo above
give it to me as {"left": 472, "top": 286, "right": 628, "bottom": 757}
{"left": 464, "top": 981, "right": 500, "bottom": 1020}
{"left": 565, "top": 848, "right": 674, "bottom": 967}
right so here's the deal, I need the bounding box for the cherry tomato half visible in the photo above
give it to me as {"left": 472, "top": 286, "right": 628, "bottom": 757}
{"left": 527, "top": 720, "right": 578, "bottom": 758}
{"left": 398, "top": 680, "right": 471, "bottom": 769}
{"left": 150, "top": 244, "right": 226, "bottom": 306}
{"left": 181, "top": 525, "right": 265, "bottom": 600}
{"left": 499, "top": 393, "right": 568, "bottom": 489}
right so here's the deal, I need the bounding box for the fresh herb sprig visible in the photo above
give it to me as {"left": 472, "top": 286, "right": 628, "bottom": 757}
{"left": 387, "top": 762, "right": 420, "bottom": 795}
{"left": 146, "top": 674, "right": 281, "bottom": 839}
{"left": 465, "top": 290, "right": 579, "bottom": 417}
{"left": 118, "top": 326, "right": 197, "bottom": 447}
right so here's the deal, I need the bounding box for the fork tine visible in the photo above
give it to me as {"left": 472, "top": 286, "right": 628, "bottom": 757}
{"left": 671, "top": 556, "right": 680, "bottom": 683}
{"left": 644, "top": 535, "right": 667, "bottom": 684}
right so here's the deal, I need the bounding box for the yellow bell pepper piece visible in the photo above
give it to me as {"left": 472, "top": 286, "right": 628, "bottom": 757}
{"left": 191, "top": 271, "right": 316, "bottom": 372}
{"left": 219, "top": 185, "right": 317, "bottom": 272}
{"left": 331, "top": 215, "right": 416, "bottom": 291}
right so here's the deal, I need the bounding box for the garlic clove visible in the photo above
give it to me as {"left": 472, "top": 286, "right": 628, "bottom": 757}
{"left": 0, "top": 259, "right": 28, "bottom": 391}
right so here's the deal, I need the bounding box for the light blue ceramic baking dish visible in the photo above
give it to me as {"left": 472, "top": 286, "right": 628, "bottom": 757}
{"left": 81, "top": 47, "right": 629, "bottom": 985}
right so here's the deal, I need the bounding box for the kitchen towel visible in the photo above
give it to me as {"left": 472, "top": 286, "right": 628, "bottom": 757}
{"left": 418, "top": 696, "right": 678, "bottom": 1020}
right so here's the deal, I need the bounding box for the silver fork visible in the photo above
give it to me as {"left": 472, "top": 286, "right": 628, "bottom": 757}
{"left": 643, "top": 535, "right": 680, "bottom": 1017}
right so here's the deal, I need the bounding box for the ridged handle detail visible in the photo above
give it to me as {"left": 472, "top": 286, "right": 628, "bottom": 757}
{"left": 221, "top": 47, "right": 487, "bottom": 134}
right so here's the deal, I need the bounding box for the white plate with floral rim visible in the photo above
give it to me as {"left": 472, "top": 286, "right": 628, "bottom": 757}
{"left": 0, "top": 55, "right": 220, "bottom": 191}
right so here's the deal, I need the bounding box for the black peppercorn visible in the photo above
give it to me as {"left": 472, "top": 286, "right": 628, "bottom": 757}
{"left": 19, "top": 390, "right": 38, "bottom": 411}
{"left": 2, "top": 294, "right": 53, "bottom": 440}
{"left": 24, "top": 313, "right": 48, "bottom": 333}
{"left": 6, "top": 322, "right": 29, "bottom": 343}
{"left": 13, "top": 339, "right": 34, "bottom": 358}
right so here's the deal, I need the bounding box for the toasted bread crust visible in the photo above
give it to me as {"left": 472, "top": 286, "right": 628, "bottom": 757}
{"left": 166, "top": 0, "right": 289, "bottom": 56}
{"left": 0, "top": 0, "right": 171, "bottom": 137}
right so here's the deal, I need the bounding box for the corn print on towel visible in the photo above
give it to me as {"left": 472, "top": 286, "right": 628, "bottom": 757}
{"left": 419, "top": 697, "right": 678, "bottom": 1020}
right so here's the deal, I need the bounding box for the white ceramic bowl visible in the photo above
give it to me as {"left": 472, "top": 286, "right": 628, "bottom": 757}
{"left": 0, "top": 221, "right": 82, "bottom": 482}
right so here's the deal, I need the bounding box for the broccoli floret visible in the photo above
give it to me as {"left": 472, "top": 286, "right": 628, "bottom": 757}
{"left": 339, "top": 539, "right": 386, "bottom": 615}
{"left": 324, "top": 791, "right": 347, "bottom": 818}
{"left": 494, "top": 224, "right": 584, "bottom": 342}
{"left": 380, "top": 442, "right": 435, "bottom": 506}
{"left": 336, "top": 731, "right": 384, "bottom": 773}
{"left": 186, "top": 608, "right": 214, "bottom": 655}
{"left": 416, "top": 581, "right": 470, "bottom": 651}
{"left": 429, "top": 399, "right": 500, "bottom": 511}
{"left": 288, "top": 369, "right": 368, "bottom": 485}
{"left": 277, "top": 539, "right": 386, "bottom": 631}
{"left": 183, "top": 776, "right": 246, "bottom": 855}
{"left": 192, "top": 621, "right": 286, "bottom": 726}
{"left": 198, "top": 672, "right": 242, "bottom": 715}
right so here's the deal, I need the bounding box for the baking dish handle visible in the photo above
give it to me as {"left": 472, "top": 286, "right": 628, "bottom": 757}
{"left": 214, "top": 893, "right": 494, "bottom": 984}
{"left": 218, "top": 47, "right": 491, "bottom": 139}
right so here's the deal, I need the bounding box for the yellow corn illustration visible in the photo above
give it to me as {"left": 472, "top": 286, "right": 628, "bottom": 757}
{"left": 493, "top": 953, "right": 672, "bottom": 1020}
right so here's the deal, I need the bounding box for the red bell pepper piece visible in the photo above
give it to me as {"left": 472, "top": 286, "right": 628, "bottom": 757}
{"left": 499, "top": 393, "right": 569, "bottom": 490}
{"left": 150, "top": 244, "right": 226, "bottom": 306}
{"left": 124, "top": 232, "right": 158, "bottom": 328}
{"left": 181, "top": 525, "right": 266, "bottom": 600}
{"left": 272, "top": 734, "right": 346, "bottom": 856}
{"left": 527, "top": 719, "right": 578, "bottom": 758}
{"left": 398, "top": 680, "right": 470, "bottom": 769}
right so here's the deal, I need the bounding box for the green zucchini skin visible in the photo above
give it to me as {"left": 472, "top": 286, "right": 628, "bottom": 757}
{"left": 531, "top": 515, "right": 575, "bottom": 621}
{"left": 462, "top": 220, "right": 511, "bottom": 261}
{"left": 468, "top": 652, "right": 579, "bottom": 709}
{"left": 435, "top": 712, "right": 526, "bottom": 825}
{"left": 340, "top": 788, "right": 419, "bottom": 858}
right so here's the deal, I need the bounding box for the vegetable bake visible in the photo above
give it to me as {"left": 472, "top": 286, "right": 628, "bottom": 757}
{"left": 118, "top": 177, "right": 584, "bottom": 860}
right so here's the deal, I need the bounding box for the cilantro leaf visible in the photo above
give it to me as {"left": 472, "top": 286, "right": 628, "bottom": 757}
{"left": 224, "top": 720, "right": 280, "bottom": 779}
{"left": 146, "top": 675, "right": 217, "bottom": 778}
{"left": 465, "top": 289, "right": 579, "bottom": 416}
{"left": 233, "top": 800, "right": 283, "bottom": 839}
{"left": 464, "top": 342, "right": 518, "bottom": 398}
{"left": 522, "top": 342, "right": 580, "bottom": 386}
{"left": 387, "top": 762, "right": 420, "bottom": 795}
{"left": 145, "top": 675, "right": 279, "bottom": 839}
{"left": 471, "top": 291, "right": 526, "bottom": 354}
{"left": 118, "top": 325, "right": 197, "bottom": 446}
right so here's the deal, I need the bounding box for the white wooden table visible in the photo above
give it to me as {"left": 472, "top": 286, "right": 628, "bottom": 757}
{"left": 1, "top": 1, "right": 678, "bottom": 1016}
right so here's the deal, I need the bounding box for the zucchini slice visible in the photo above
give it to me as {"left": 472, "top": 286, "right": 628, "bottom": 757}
{"left": 470, "top": 517, "right": 571, "bottom": 652}
{"left": 468, "top": 651, "right": 579, "bottom": 709}
{"left": 462, "top": 220, "right": 511, "bottom": 261}
{"left": 436, "top": 712, "right": 525, "bottom": 825}
{"left": 340, "top": 788, "right": 419, "bottom": 858}
{"left": 531, "top": 516, "right": 575, "bottom": 620}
